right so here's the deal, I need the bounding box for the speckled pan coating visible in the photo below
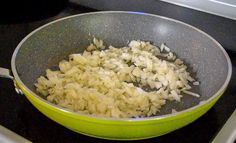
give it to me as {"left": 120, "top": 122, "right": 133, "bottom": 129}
{"left": 14, "top": 11, "right": 230, "bottom": 113}
{"left": 10, "top": 11, "right": 231, "bottom": 139}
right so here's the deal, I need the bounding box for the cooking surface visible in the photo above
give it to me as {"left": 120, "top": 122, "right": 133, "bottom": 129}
{"left": 0, "top": 2, "right": 236, "bottom": 143}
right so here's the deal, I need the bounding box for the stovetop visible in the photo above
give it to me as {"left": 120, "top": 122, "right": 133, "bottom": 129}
{"left": 0, "top": 2, "right": 236, "bottom": 143}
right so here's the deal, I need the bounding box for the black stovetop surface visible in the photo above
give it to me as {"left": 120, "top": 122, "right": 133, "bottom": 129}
{"left": 0, "top": 2, "right": 236, "bottom": 143}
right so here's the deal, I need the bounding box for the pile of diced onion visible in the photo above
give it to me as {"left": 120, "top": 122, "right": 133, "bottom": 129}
{"left": 35, "top": 38, "right": 200, "bottom": 118}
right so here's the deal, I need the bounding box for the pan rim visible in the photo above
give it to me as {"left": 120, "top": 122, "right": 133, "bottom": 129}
{"left": 11, "top": 11, "right": 232, "bottom": 121}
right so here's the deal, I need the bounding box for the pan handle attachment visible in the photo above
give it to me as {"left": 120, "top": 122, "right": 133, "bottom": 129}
{"left": 0, "top": 68, "right": 13, "bottom": 79}
{"left": 0, "top": 67, "right": 23, "bottom": 95}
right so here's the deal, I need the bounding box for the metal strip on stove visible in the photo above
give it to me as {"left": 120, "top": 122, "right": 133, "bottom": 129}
{"left": 160, "top": 0, "right": 236, "bottom": 20}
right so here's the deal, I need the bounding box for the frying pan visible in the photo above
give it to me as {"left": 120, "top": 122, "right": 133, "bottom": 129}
{"left": 0, "top": 11, "right": 232, "bottom": 140}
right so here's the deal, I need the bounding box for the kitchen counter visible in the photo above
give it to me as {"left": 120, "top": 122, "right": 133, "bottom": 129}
{"left": 0, "top": 2, "right": 236, "bottom": 143}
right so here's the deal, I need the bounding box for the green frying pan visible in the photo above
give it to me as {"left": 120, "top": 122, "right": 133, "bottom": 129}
{"left": 0, "top": 11, "right": 232, "bottom": 140}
